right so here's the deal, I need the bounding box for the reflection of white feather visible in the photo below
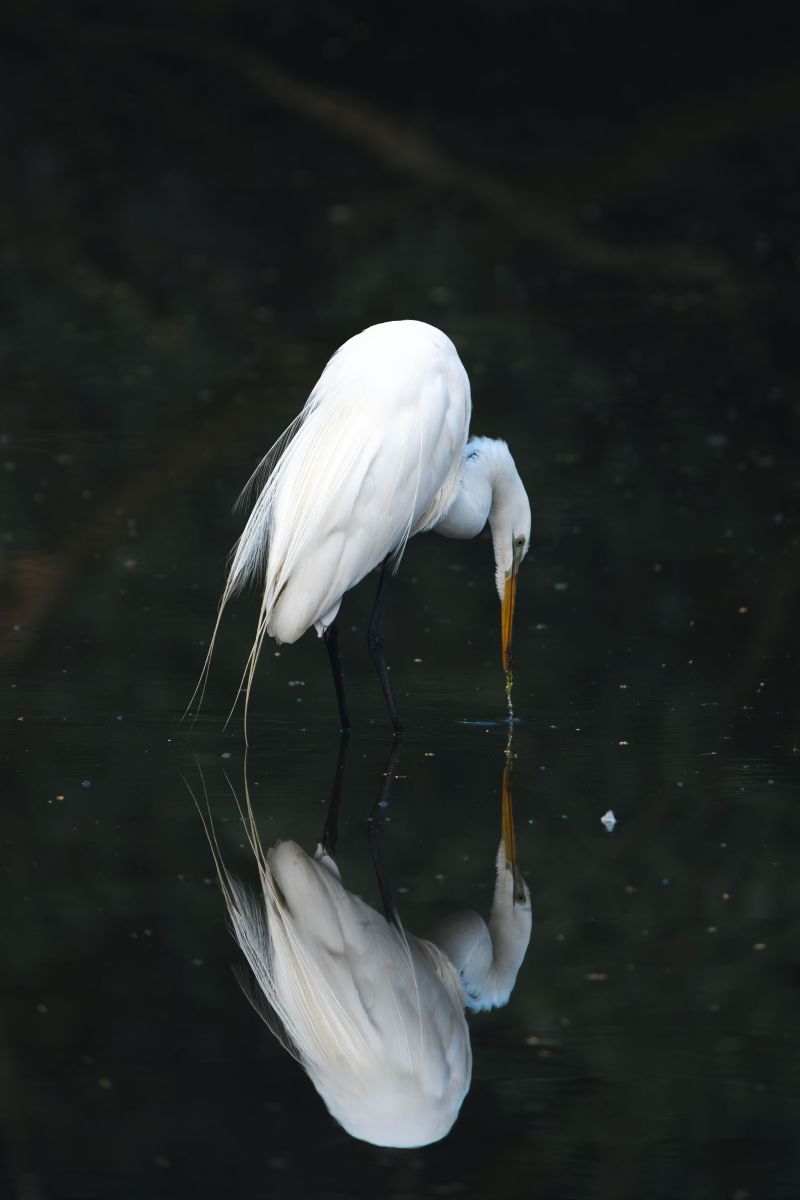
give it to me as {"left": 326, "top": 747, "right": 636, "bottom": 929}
{"left": 200, "top": 781, "right": 472, "bottom": 1150}
{"left": 220, "top": 843, "right": 472, "bottom": 1148}
{"left": 193, "top": 744, "right": 532, "bottom": 1148}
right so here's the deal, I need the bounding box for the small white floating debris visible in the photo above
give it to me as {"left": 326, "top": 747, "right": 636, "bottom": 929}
{"left": 601, "top": 809, "right": 617, "bottom": 832}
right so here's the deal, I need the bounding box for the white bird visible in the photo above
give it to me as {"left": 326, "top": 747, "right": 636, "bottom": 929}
{"left": 197, "top": 319, "right": 532, "bottom": 732}
{"left": 197, "top": 750, "right": 532, "bottom": 1148}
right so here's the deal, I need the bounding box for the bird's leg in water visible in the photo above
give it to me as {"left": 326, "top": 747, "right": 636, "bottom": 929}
{"left": 323, "top": 622, "right": 350, "bottom": 733}
{"left": 367, "top": 556, "right": 404, "bottom": 734}
{"left": 366, "top": 737, "right": 403, "bottom": 928}
{"left": 320, "top": 730, "right": 349, "bottom": 859}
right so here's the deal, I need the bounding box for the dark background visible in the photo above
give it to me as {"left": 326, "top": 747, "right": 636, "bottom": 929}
{"left": 1, "top": 2, "right": 799, "bottom": 1198}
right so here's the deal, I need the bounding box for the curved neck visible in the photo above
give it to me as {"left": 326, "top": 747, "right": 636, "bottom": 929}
{"left": 481, "top": 842, "right": 532, "bottom": 1010}
{"left": 433, "top": 437, "right": 526, "bottom": 600}
{"left": 432, "top": 440, "right": 496, "bottom": 542}
{"left": 427, "top": 842, "right": 532, "bottom": 1013}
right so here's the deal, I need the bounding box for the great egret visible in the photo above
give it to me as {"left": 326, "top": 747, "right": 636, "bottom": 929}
{"left": 196, "top": 741, "right": 532, "bottom": 1148}
{"left": 198, "top": 320, "right": 531, "bottom": 732}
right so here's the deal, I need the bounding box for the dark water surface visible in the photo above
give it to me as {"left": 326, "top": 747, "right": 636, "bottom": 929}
{"left": 2, "top": 3, "right": 799, "bottom": 1197}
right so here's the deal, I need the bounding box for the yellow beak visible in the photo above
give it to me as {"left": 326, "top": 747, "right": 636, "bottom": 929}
{"left": 501, "top": 567, "right": 518, "bottom": 672}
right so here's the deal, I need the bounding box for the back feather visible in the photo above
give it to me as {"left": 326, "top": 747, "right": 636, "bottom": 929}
{"left": 187, "top": 321, "right": 470, "bottom": 734}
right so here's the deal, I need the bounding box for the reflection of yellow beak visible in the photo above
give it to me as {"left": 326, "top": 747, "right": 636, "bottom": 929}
{"left": 501, "top": 758, "right": 517, "bottom": 870}
{"left": 501, "top": 567, "right": 518, "bottom": 672}
{"left": 501, "top": 753, "right": 527, "bottom": 902}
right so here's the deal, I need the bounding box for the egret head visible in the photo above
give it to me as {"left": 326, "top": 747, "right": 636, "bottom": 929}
{"left": 487, "top": 444, "right": 532, "bottom": 672}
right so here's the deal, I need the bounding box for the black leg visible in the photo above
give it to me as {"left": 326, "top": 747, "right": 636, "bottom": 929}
{"left": 323, "top": 621, "right": 350, "bottom": 733}
{"left": 320, "top": 730, "right": 349, "bottom": 859}
{"left": 367, "top": 556, "right": 404, "bottom": 735}
{"left": 366, "top": 737, "right": 403, "bottom": 928}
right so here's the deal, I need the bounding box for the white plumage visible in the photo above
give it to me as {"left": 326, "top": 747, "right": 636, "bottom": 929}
{"left": 195, "top": 319, "right": 531, "bottom": 728}
{"left": 229, "top": 321, "right": 470, "bottom": 643}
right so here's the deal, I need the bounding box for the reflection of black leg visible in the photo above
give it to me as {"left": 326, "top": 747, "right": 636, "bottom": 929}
{"left": 367, "top": 556, "right": 404, "bottom": 735}
{"left": 367, "top": 737, "right": 403, "bottom": 928}
{"left": 323, "top": 622, "right": 350, "bottom": 733}
{"left": 320, "top": 731, "right": 349, "bottom": 858}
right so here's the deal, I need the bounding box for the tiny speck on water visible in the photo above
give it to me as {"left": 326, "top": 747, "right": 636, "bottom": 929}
{"left": 115, "top": 714, "right": 123, "bottom": 721}
{"left": 81, "top": 779, "right": 92, "bottom": 789}
{"left": 461, "top": 717, "right": 520, "bottom": 726}
{"left": 221, "top": 752, "right": 231, "bottom": 759}
{"left": 97, "top": 1078, "right": 112, "bottom": 1089}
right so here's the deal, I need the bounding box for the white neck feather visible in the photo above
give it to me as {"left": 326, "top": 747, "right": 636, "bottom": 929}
{"left": 433, "top": 437, "right": 510, "bottom": 541}
{"left": 427, "top": 842, "right": 532, "bottom": 1013}
{"left": 433, "top": 438, "right": 530, "bottom": 600}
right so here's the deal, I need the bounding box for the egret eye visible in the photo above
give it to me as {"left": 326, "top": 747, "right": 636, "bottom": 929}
{"left": 515, "top": 536, "right": 525, "bottom": 548}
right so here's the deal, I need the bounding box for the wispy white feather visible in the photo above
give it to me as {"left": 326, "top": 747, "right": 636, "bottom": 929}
{"left": 193, "top": 765, "right": 471, "bottom": 1147}
{"left": 186, "top": 321, "right": 470, "bottom": 733}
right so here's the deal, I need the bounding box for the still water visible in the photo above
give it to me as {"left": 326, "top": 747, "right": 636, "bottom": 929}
{"left": 2, "top": 11, "right": 799, "bottom": 1190}
{"left": 3, "top": 308, "right": 797, "bottom": 1196}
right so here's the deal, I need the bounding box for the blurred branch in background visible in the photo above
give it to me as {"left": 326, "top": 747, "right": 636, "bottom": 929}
{"left": 81, "top": 26, "right": 742, "bottom": 287}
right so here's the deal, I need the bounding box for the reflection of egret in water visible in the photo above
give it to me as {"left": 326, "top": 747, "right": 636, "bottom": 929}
{"left": 195, "top": 737, "right": 532, "bottom": 1148}
{"left": 430, "top": 735, "right": 531, "bottom": 1012}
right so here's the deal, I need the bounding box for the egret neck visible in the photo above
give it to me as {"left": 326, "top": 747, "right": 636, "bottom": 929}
{"left": 435, "top": 437, "right": 532, "bottom": 684}
{"left": 428, "top": 843, "right": 532, "bottom": 1012}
